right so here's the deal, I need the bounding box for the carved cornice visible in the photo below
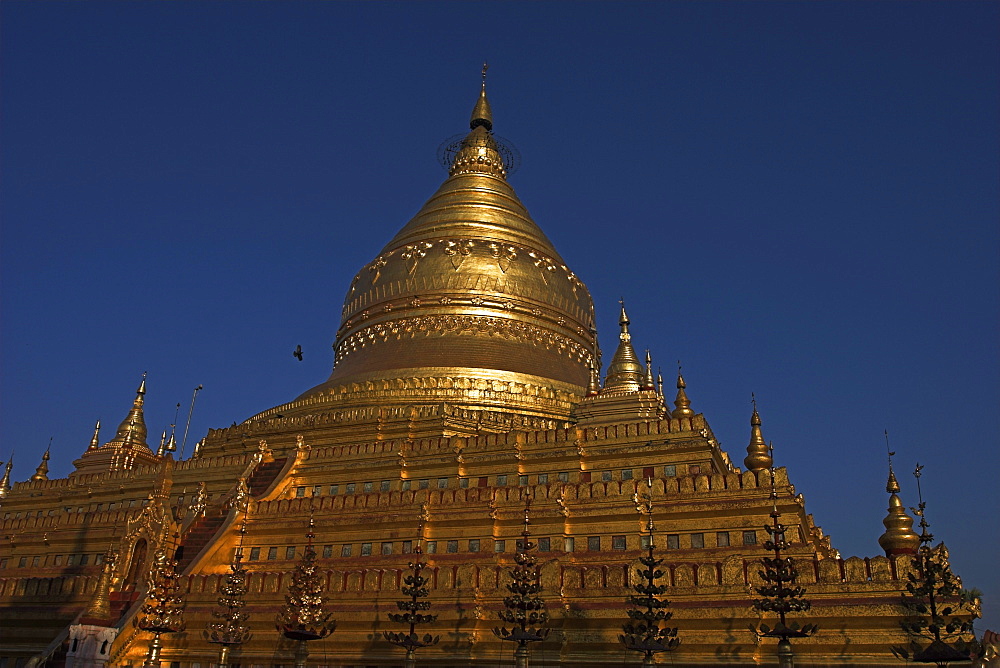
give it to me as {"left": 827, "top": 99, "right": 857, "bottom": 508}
{"left": 250, "top": 374, "right": 584, "bottom": 427}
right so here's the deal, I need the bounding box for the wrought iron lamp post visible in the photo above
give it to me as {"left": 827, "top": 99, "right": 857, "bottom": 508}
{"left": 493, "top": 495, "right": 549, "bottom": 668}
{"left": 275, "top": 516, "right": 335, "bottom": 668}
{"left": 620, "top": 478, "right": 679, "bottom": 666}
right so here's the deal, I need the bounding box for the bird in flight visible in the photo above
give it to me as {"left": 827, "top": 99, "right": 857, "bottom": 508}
{"left": 293, "top": 345, "right": 303, "bottom": 361}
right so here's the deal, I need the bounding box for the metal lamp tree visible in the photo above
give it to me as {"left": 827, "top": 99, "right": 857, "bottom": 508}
{"left": 205, "top": 519, "right": 253, "bottom": 668}
{"left": 275, "top": 516, "right": 336, "bottom": 668}
{"left": 493, "top": 495, "right": 550, "bottom": 668}
{"left": 384, "top": 518, "right": 439, "bottom": 667}
{"left": 750, "top": 446, "right": 817, "bottom": 668}
{"left": 620, "top": 478, "right": 679, "bottom": 666}
{"left": 136, "top": 540, "right": 186, "bottom": 668}
{"left": 891, "top": 464, "right": 980, "bottom": 666}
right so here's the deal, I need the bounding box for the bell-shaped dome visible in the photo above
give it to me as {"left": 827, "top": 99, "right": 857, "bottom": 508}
{"left": 270, "top": 79, "right": 597, "bottom": 424}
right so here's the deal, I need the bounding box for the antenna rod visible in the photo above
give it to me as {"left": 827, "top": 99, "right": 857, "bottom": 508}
{"left": 179, "top": 384, "right": 203, "bottom": 459}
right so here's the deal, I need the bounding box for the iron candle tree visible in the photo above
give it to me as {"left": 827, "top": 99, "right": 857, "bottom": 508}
{"left": 750, "top": 446, "right": 817, "bottom": 668}
{"left": 205, "top": 519, "right": 253, "bottom": 668}
{"left": 136, "top": 540, "right": 187, "bottom": 668}
{"left": 493, "top": 495, "right": 550, "bottom": 668}
{"left": 891, "top": 464, "right": 980, "bottom": 666}
{"left": 275, "top": 516, "right": 336, "bottom": 668}
{"left": 620, "top": 478, "right": 679, "bottom": 666}
{"left": 384, "top": 518, "right": 439, "bottom": 667}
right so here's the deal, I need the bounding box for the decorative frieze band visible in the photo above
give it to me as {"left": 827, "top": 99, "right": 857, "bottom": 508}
{"left": 336, "top": 314, "right": 594, "bottom": 366}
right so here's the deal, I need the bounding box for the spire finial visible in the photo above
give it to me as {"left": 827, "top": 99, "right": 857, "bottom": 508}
{"left": 470, "top": 64, "right": 493, "bottom": 131}
{"left": 586, "top": 360, "right": 600, "bottom": 396}
{"left": 30, "top": 440, "right": 51, "bottom": 482}
{"left": 643, "top": 350, "right": 655, "bottom": 390}
{"left": 602, "top": 299, "right": 646, "bottom": 391}
{"left": 877, "top": 431, "right": 920, "bottom": 556}
{"left": 88, "top": 420, "right": 101, "bottom": 451}
{"left": 106, "top": 374, "right": 151, "bottom": 456}
{"left": 884, "top": 430, "right": 899, "bottom": 493}
{"left": 81, "top": 541, "right": 117, "bottom": 623}
{"left": 671, "top": 361, "right": 694, "bottom": 418}
{"left": 744, "top": 393, "right": 772, "bottom": 471}
{"left": 0, "top": 455, "right": 12, "bottom": 498}
{"left": 618, "top": 298, "right": 630, "bottom": 339}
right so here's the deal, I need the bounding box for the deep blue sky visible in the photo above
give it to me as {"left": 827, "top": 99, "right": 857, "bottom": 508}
{"left": 2, "top": 1, "right": 997, "bottom": 632}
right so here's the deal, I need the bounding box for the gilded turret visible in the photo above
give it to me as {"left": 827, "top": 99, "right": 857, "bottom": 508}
{"left": 877, "top": 446, "right": 920, "bottom": 557}
{"left": 0, "top": 456, "right": 12, "bottom": 498}
{"left": 81, "top": 544, "right": 117, "bottom": 624}
{"left": 67, "top": 374, "right": 161, "bottom": 476}
{"left": 743, "top": 395, "right": 772, "bottom": 471}
{"left": 587, "top": 362, "right": 600, "bottom": 396}
{"left": 670, "top": 365, "right": 694, "bottom": 418}
{"left": 30, "top": 443, "right": 50, "bottom": 482}
{"left": 103, "top": 373, "right": 150, "bottom": 452}
{"left": 604, "top": 303, "right": 645, "bottom": 392}
{"left": 643, "top": 350, "right": 655, "bottom": 390}
{"left": 88, "top": 420, "right": 101, "bottom": 450}
{"left": 575, "top": 307, "right": 664, "bottom": 425}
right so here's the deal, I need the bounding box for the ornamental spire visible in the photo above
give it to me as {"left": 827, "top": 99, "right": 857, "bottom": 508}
{"left": 644, "top": 350, "right": 655, "bottom": 390}
{"left": 81, "top": 543, "right": 117, "bottom": 624}
{"left": 604, "top": 300, "right": 645, "bottom": 392}
{"left": 743, "top": 393, "right": 773, "bottom": 471}
{"left": 670, "top": 362, "right": 694, "bottom": 418}
{"left": 105, "top": 373, "right": 150, "bottom": 452}
{"left": 470, "top": 62, "right": 493, "bottom": 131}
{"left": 0, "top": 456, "right": 12, "bottom": 498}
{"left": 30, "top": 441, "right": 51, "bottom": 482}
{"left": 446, "top": 65, "right": 511, "bottom": 179}
{"left": 877, "top": 432, "right": 920, "bottom": 557}
{"left": 88, "top": 421, "right": 101, "bottom": 451}
{"left": 586, "top": 360, "right": 600, "bottom": 396}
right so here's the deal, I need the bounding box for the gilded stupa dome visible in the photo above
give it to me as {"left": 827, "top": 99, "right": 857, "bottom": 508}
{"left": 261, "top": 76, "right": 596, "bottom": 425}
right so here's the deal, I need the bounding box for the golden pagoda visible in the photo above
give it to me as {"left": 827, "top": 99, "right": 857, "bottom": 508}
{"left": 0, "top": 73, "right": 981, "bottom": 667}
